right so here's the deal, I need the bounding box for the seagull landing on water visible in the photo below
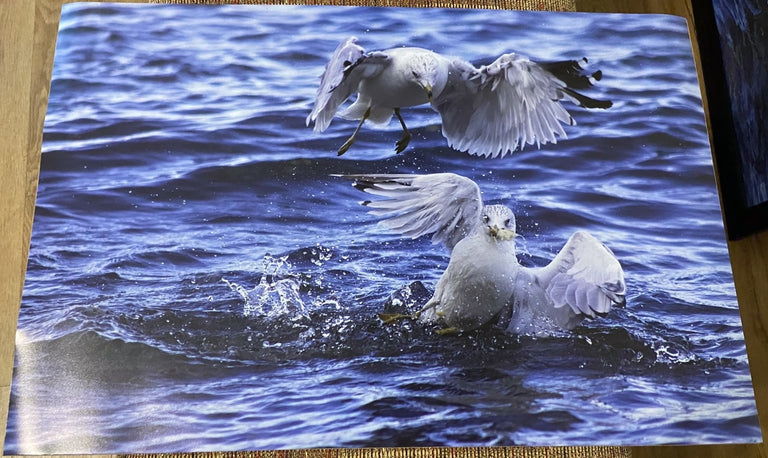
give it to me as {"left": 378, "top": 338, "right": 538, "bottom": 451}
{"left": 309, "top": 38, "right": 612, "bottom": 158}
{"left": 337, "top": 173, "right": 626, "bottom": 335}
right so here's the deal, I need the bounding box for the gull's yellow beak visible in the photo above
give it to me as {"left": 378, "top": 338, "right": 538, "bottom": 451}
{"left": 424, "top": 83, "right": 433, "bottom": 104}
{"left": 488, "top": 225, "right": 516, "bottom": 241}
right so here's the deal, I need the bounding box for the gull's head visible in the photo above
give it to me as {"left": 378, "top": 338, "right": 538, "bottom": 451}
{"left": 409, "top": 69, "right": 435, "bottom": 103}
{"left": 407, "top": 53, "right": 447, "bottom": 104}
{"left": 482, "top": 205, "right": 516, "bottom": 242}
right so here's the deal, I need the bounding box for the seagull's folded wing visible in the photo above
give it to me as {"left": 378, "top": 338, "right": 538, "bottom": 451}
{"left": 435, "top": 54, "right": 593, "bottom": 158}
{"left": 306, "top": 37, "right": 389, "bottom": 131}
{"left": 339, "top": 173, "right": 483, "bottom": 251}
{"left": 534, "top": 230, "right": 626, "bottom": 320}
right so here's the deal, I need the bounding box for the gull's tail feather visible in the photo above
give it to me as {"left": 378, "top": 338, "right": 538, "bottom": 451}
{"left": 339, "top": 101, "right": 394, "bottom": 125}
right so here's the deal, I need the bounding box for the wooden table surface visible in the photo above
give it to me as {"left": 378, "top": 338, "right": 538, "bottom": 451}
{"left": 1, "top": 0, "right": 766, "bottom": 457}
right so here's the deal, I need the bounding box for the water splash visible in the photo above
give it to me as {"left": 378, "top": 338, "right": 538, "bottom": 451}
{"left": 223, "top": 254, "right": 307, "bottom": 319}
{"left": 307, "top": 244, "right": 333, "bottom": 267}
{"left": 651, "top": 341, "right": 698, "bottom": 365}
{"left": 514, "top": 233, "right": 533, "bottom": 259}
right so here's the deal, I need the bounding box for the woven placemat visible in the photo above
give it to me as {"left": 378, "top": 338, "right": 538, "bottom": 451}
{"left": 150, "top": 0, "right": 574, "bottom": 10}
{"left": 124, "top": 446, "right": 631, "bottom": 458}
{"left": 75, "top": 0, "right": 623, "bottom": 457}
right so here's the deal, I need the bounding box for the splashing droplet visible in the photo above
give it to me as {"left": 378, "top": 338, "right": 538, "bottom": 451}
{"left": 223, "top": 254, "right": 307, "bottom": 319}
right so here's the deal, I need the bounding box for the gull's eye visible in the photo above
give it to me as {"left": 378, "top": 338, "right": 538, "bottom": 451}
{"left": 504, "top": 218, "right": 510, "bottom": 227}
{"left": 411, "top": 70, "right": 419, "bottom": 78}
{"left": 482, "top": 215, "right": 490, "bottom": 224}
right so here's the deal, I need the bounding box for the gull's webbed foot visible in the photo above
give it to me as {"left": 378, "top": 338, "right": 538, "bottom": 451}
{"left": 393, "top": 108, "right": 411, "bottom": 154}
{"left": 436, "top": 326, "right": 459, "bottom": 335}
{"left": 338, "top": 107, "right": 370, "bottom": 156}
{"left": 395, "top": 132, "right": 412, "bottom": 154}
{"left": 378, "top": 313, "right": 416, "bottom": 324}
{"left": 337, "top": 137, "right": 355, "bottom": 156}
{"left": 379, "top": 307, "right": 423, "bottom": 325}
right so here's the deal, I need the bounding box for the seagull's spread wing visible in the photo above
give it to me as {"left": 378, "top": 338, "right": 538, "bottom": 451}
{"left": 532, "top": 230, "right": 626, "bottom": 321}
{"left": 434, "top": 53, "right": 609, "bottom": 158}
{"left": 339, "top": 173, "right": 483, "bottom": 251}
{"left": 306, "top": 37, "right": 389, "bottom": 132}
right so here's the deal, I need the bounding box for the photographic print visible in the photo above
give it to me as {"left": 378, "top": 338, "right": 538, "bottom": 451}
{"left": 5, "top": 2, "right": 761, "bottom": 453}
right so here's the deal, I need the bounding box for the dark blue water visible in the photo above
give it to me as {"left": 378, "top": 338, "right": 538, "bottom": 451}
{"left": 5, "top": 4, "right": 761, "bottom": 453}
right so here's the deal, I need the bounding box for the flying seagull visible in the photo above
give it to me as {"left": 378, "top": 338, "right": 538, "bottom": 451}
{"left": 309, "top": 38, "right": 612, "bottom": 158}
{"left": 338, "top": 173, "right": 626, "bottom": 335}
